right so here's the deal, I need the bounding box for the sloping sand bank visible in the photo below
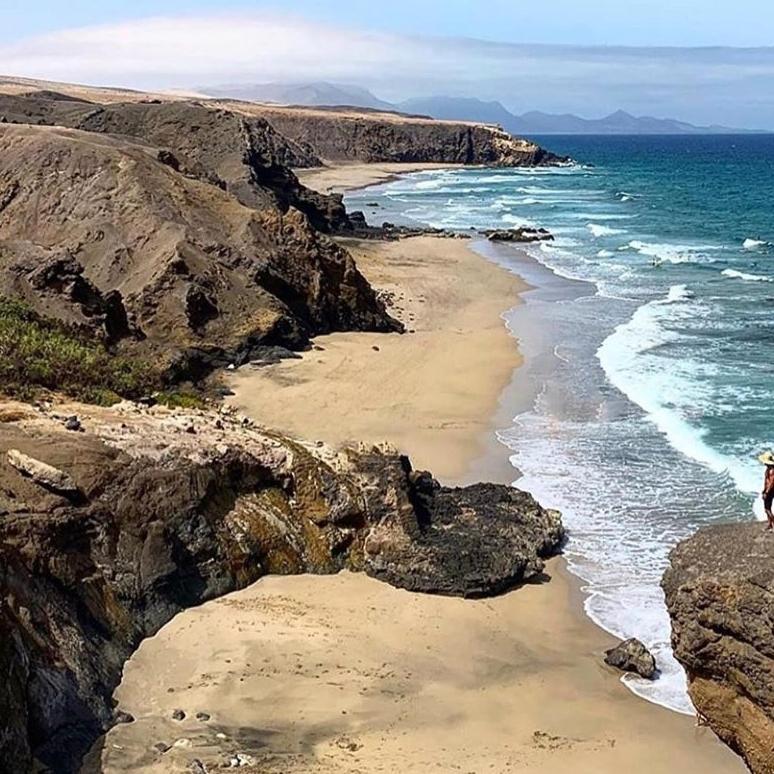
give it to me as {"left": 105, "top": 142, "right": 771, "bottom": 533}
{"left": 227, "top": 236, "right": 523, "bottom": 483}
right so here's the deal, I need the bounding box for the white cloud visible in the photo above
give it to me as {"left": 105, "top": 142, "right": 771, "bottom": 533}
{"left": 3, "top": 12, "right": 774, "bottom": 127}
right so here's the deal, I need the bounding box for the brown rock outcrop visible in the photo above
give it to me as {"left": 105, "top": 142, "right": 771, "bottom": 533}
{"left": 255, "top": 105, "right": 568, "bottom": 166}
{"left": 0, "top": 400, "right": 564, "bottom": 772}
{"left": 0, "top": 93, "right": 350, "bottom": 233}
{"left": 0, "top": 124, "right": 399, "bottom": 379}
{"left": 663, "top": 523, "right": 774, "bottom": 774}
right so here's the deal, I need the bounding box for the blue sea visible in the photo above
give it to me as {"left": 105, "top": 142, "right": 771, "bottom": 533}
{"left": 346, "top": 134, "right": 774, "bottom": 713}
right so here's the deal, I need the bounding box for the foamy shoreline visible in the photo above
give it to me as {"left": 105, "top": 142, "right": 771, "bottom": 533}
{"left": 96, "top": 163, "right": 742, "bottom": 773}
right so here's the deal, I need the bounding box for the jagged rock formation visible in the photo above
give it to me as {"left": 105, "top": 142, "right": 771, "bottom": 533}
{"left": 663, "top": 523, "right": 774, "bottom": 774}
{"left": 0, "top": 400, "right": 564, "bottom": 772}
{"left": 0, "top": 124, "right": 399, "bottom": 378}
{"left": 484, "top": 227, "right": 555, "bottom": 243}
{"left": 0, "top": 92, "right": 350, "bottom": 234}
{"left": 253, "top": 105, "right": 568, "bottom": 166}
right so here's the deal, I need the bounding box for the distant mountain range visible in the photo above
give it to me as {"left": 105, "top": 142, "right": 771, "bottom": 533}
{"left": 201, "top": 82, "right": 763, "bottom": 135}
{"left": 202, "top": 81, "right": 396, "bottom": 111}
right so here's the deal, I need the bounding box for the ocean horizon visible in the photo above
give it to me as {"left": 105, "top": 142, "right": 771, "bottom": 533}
{"left": 346, "top": 133, "right": 772, "bottom": 713}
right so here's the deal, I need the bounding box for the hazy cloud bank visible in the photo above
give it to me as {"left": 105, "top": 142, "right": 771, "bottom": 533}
{"left": 3, "top": 12, "right": 774, "bottom": 128}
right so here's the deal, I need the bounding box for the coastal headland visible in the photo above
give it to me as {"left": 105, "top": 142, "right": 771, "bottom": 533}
{"left": 0, "top": 77, "right": 756, "bottom": 774}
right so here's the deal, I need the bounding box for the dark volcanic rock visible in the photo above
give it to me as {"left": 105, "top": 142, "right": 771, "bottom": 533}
{"left": 604, "top": 638, "right": 657, "bottom": 679}
{"left": 0, "top": 401, "right": 564, "bottom": 772}
{"left": 0, "top": 242, "right": 135, "bottom": 343}
{"left": 663, "top": 523, "right": 774, "bottom": 774}
{"left": 0, "top": 124, "right": 399, "bottom": 380}
{"left": 483, "top": 227, "right": 554, "bottom": 243}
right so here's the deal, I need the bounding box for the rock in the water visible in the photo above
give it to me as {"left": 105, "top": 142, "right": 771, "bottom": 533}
{"left": 195, "top": 712, "right": 211, "bottom": 722}
{"left": 0, "top": 400, "right": 564, "bottom": 772}
{"left": 483, "top": 227, "right": 554, "bottom": 243}
{"left": 113, "top": 710, "right": 134, "bottom": 725}
{"left": 663, "top": 523, "right": 774, "bottom": 774}
{"left": 604, "top": 638, "right": 657, "bottom": 679}
{"left": 172, "top": 709, "right": 186, "bottom": 721}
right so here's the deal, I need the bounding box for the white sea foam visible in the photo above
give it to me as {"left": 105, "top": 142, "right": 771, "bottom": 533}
{"left": 722, "top": 268, "right": 773, "bottom": 283}
{"left": 588, "top": 223, "right": 624, "bottom": 237}
{"left": 743, "top": 237, "right": 768, "bottom": 249}
{"left": 597, "top": 286, "right": 761, "bottom": 501}
{"left": 596, "top": 249, "right": 615, "bottom": 258}
{"left": 623, "top": 240, "right": 716, "bottom": 264}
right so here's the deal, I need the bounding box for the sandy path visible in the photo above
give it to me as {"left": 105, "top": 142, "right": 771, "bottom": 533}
{"left": 227, "top": 236, "right": 524, "bottom": 483}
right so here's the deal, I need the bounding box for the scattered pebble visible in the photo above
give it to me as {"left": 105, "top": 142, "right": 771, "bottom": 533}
{"left": 154, "top": 741, "right": 171, "bottom": 754}
{"left": 64, "top": 416, "right": 82, "bottom": 432}
{"left": 195, "top": 711, "right": 211, "bottom": 722}
{"left": 113, "top": 710, "right": 134, "bottom": 725}
{"left": 172, "top": 708, "right": 186, "bottom": 721}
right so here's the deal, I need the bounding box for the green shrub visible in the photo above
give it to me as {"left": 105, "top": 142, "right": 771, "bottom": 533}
{"left": 0, "top": 296, "right": 160, "bottom": 404}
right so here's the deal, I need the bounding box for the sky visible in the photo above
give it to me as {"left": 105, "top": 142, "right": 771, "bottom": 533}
{"left": 3, "top": 1, "right": 774, "bottom": 128}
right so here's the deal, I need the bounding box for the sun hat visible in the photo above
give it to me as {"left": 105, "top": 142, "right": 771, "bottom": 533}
{"left": 759, "top": 451, "right": 774, "bottom": 465}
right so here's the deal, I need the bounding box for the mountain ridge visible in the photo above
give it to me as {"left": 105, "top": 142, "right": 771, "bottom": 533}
{"left": 200, "top": 82, "right": 765, "bottom": 134}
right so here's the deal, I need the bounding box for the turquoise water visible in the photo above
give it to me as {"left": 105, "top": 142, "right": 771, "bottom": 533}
{"left": 346, "top": 135, "right": 774, "bottom": 713}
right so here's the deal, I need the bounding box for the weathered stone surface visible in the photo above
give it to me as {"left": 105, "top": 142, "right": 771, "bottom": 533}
{"left": 0, "top": 400, "right": 564, "bottom": 772}
{"left": 0, "top": 124, "right": 400, "bottom": 381}
{"left": 6, "top": 448, "right": 80, "bottom": 496}
{"left": 663, "top": 523, "right": 774, "bottom": 774}
{"left": 0, "top": 93, "right": 349, "bottom": 234}
{"left": 604, "top": 638, "right": 657, "bottom": 679}
{"left": 256, "top": 105, "right": 569, "bottom": 167}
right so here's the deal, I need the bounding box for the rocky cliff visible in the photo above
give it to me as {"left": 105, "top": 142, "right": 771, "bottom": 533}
{"left": 0, "top": 399, "right": 564, "bottom": 772}
{"left": 0, "top": 124, "right": 398, "bottom": 380}
{"left": 253, "top": 105, "right": 567, "bottom": 166}
{"left": 663, "top": 523, "right": 774, "bottom": 774}
{"left": 0, "top": 92, "right": 350, "bottom": 234}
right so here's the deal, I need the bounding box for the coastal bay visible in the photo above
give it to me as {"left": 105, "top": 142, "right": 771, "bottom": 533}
{"left": 95, "top": 166, "right": 741, "bottom": 773}
{"left": 227, "top": 234, "right": 524, "bottom": 483}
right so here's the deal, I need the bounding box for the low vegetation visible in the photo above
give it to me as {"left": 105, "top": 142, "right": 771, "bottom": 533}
{"left": 0, "top": 296, "right": 159, "bottom": 405}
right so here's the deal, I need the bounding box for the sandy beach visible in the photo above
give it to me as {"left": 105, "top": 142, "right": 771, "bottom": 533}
{"left": 296, "top": 162, "right": 461, "bottom": 194}
{"left": 93, "top": 166, "right": 742, "bottom": 773}
{"left": 227, "top": 234, "right": 524, "bottom": 483}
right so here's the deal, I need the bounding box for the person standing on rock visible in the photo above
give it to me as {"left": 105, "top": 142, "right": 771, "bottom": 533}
{"left": 758, "top": 451, "right": 774, "bottom": 530}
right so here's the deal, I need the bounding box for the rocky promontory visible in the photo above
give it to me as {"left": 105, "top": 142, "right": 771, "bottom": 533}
{"left": 250, "top": 104, "right": 568, "bottom": 167}
{"left": 663, "top": 523, "right": 774, "bottom": 774}
{"left": 0, "top": 399, "right": 564, "bottom": 772}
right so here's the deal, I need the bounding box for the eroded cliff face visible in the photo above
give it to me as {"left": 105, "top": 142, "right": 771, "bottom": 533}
{"left": 0, "top": 124, "right": 399, "bottom": 378}
{"left": 0, "top": 92, "right": 350, "bottom": 233}
{"left": 255, "top": 106, "right": 567, "bottom": 166}
{"left": 663, "top": 523, "right": 774, "bottom": 774}
{"left": 0, "top": 400, "right": 564, "bottom": 772}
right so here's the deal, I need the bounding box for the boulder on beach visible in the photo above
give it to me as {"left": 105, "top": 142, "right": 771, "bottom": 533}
{"left": 604, "top": 638, "right": 657, "bottom": 679}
